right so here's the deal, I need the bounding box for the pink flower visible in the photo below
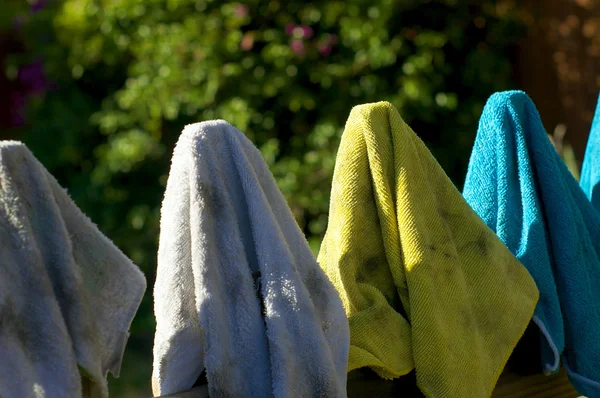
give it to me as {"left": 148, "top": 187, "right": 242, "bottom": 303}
{"left": 290, "top": 39, "right": 305, "bottom": 55}
{"left": 298, "top": 25, "right": 313, "bottom": 38}
{"left": 318, "top": 34, "right": 338, "bottom": 56}
{"left": 234, "top": 4, "right": 248, "bottom": 17}
{"left": 318, "top": 43, "right": 332, "bottom": 56}
{"left": 285, "top": 24, "right": 313, "bottom": 39}
{"left": 240, "top": 33, "right": 254, "bottom": 51}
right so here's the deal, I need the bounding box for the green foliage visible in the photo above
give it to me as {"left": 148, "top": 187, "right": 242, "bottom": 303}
{"left": 4, "top": 0, "right": 526, "bottom": 394}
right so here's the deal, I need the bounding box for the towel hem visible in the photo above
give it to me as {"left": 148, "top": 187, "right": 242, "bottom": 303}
{"left": 531, "top": 315, "right": 561, "bottom": 376}
{"left": 563, "top": 355, "right": 600, "bottom": 397}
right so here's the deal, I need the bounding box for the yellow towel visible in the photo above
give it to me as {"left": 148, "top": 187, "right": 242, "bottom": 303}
{"left": 317, "top": 102, "right": 539, "bottom": 397}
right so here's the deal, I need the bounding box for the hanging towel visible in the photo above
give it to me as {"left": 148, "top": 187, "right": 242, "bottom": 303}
{"left": 317, "top": 102, "right": 539, "bottom": 397}
{"left": 581, "top": 93, "right": 600, "bottom": 210}
{"left": 0, "top": 141, "right": 146, "bottom": 398}
{"left": 462, "top": 90, "right": 600, "bottom": 398}
{"left": 152, "top": 121, "right": 349, "bottom": 398}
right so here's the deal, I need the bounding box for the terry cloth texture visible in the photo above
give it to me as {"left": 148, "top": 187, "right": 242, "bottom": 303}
{"left": 152, "top": 121, "right": 350, "bottom": 398}
{"left": 581, "top": 93, "right": 600, "bottom": 211}
{"left": 463, "top": 90, "right": 600, "bottom": 397}
{"left": 317, "top": 101, "right": 539, "bottom": 397}
{"left": 0, "top": 141, "right": 146, "bottom": 398}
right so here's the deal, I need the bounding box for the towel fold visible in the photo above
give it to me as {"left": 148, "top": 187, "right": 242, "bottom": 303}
{"left": 581, "top": 93, "right": 600, "bottom": 211}
{"left": 317, "top": 102, "right": 539, "bottom": 397}
{"left": 152, "top": 121, "right": 349, "bottom": 397}
{"left": 0, "top": 141, "right": 146, "bottom": 398}
{"left": 463, "top": 91, "right": 600, "bottom": 397}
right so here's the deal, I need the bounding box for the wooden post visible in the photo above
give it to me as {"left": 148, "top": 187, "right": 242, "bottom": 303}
{"left": 515, "top": 0, "right": 600, "bottom": 166}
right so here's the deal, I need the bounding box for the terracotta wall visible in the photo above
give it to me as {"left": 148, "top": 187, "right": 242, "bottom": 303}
{"left": 515, "top": 0, "right": 600, "bottom": 165}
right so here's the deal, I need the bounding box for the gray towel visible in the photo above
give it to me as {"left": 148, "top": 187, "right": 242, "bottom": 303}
{"left": 0, "top": 141, "right": 147, "bottom": 398}
{"left": 152, "top": 121, "right": 350, "bottom": 397}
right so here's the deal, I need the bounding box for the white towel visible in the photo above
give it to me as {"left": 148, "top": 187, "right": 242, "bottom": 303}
{"left": 0, "top": 141, "right": 147, "bottom": 398}
{"left": 152, "top": 121, "right": 349, "bottom": 397}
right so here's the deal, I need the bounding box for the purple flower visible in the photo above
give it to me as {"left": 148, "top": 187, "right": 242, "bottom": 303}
{"left": 10, "top": 92, "right": 26, "bottom": 126}
{"left": 30, "top": 0, "right": 47, "bottom": 13}
{"left": 234, "top": 4, "right": 248, "bottom": 17}
{"left": 8, "top": 60, "right": 50, "bottom": 127}
{"left": 18, "top": 60, "right": 47, "bottom": 94}
{"left": 11, "top": 113, "right": 25, "bottom": 127}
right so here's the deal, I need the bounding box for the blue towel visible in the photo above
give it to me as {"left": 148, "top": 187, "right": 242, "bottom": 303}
{"left": 581, "top": 93, "right": 600, "bottom": 211}
{"left": 462, "top": 91, "right": 600, "bottom": 397}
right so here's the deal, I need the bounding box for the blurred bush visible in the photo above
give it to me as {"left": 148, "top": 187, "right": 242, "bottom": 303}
{"left": 3, "top": 0, "right": 526, "bottom": 395}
